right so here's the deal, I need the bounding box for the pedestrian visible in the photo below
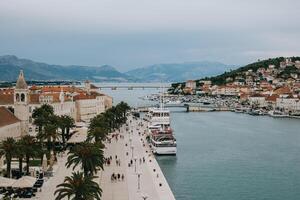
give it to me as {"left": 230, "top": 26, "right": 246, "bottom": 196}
{"left": 111, "top": 173, "right": 115, "bottom": 182}
{"left": 130, "top": 159, "right": 133, "bottom": 165}
{"left": 121, "top": 174, "right": 124, "bottom": 181}
{"left": 117, "top": 173, "right": 120, "bottom": 180}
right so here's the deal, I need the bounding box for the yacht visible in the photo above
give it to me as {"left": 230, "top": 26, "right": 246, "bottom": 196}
{"left": 150, "top": 128, "right": 177, "bottom": 155}
{"left": 146, "top": 90, "right": 177, "bottom": 155}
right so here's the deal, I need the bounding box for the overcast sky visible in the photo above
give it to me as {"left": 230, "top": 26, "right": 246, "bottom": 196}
{"left": 0, "top": 0, "right": 299, "bottom": 71}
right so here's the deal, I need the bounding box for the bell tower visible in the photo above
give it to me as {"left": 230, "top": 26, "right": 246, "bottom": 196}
{"left": 14, "top": 70, "right": 29, "bottom": 136}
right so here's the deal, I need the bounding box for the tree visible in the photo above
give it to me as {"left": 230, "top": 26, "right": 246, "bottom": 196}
{"left": 88, "top": 115, "right": 109, "bottom": 143}
{"left": 54, "top": 171, "right": 102, "bottom": 200}
{"left": 0, "top": 137, "right": 16, "bottom": 178}
{"left": 40, "top": 115, "right": 60, "bottom": 155}
{"left": 66, "top": 142, "right": 104, "bottom": 177}
{"left": 21, "top": 135, "right": 39, "bottom": 175}
{"left": 15, "top": 140, "right": 26, "bottom": 176}
{"left": 58, "top": 115, "right": 75, "bottom": 144}
{"left": 32, "top": 104, "right": 55, "bottom": 135}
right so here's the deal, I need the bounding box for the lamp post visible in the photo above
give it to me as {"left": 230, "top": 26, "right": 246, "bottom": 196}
{"left": 131, "top": 145, "right": 134, "bottom": 159}
{"left": 134, "top": 157, "right": 137, "bottom": 173}
{"left": 137, "top": 171, "right": 142, "bottom": 192}
{"left": 141, "top": 194, "right": 148, "bottom": 200}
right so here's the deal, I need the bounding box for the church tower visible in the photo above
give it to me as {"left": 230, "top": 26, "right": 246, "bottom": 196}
{"left": 14, "top": 70, "right": 29, "bottom": 136}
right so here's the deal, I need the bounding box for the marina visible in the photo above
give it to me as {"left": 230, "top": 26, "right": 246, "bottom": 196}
{"left": 102, "top": 85, "right": 300, "bottom": 200}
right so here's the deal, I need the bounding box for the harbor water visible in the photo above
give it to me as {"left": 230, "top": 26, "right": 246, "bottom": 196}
{"left": 99, "top": 84, "right": 300, "bottom": 200}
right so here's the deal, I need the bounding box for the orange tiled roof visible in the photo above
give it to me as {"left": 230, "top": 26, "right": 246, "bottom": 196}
{"left": 0, "top": 107, "right": 20, "bottom": 127}
{"left": 266, "top": 94, "right": 279, "bottom": 102}
{"left": 273, "top": 86, "right": 291, "bottom": 95}
{"left": 41, "top": 86, "right": 82, "bottom": 93}
{"left": 0, "top": 93, "right": 14, "bottom": 105}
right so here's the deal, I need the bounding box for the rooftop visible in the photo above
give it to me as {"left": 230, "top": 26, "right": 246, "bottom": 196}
{"left": 0, "top": 107, "right": 20, "bottom": 128}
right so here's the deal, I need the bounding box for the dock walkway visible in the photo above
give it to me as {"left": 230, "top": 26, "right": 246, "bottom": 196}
{"left": 100, "top": 116, "right": 176, "bottom": 200}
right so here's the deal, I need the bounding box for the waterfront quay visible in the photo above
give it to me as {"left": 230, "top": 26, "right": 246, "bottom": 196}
{"left": 34, "top": 115, "right": 175, "bottom": 200}
{"left": 100, "top": 115, "right": 175, "bottom": 200}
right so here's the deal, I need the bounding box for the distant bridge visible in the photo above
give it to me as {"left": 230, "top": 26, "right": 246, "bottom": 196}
{"left": 98, "top": 85, "right": 170, "bottom": 90}
{"left": 137, "top": 103, "right": 229, "bottom": 112}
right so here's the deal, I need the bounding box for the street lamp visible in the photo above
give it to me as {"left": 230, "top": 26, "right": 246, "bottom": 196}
{"left": 134, "top": 157, "right": 137, "bottom": 173}
{"left": 131, "top": 145, "right": 134, "bottom": 159}
{"left": 137, "top": 171, "right": 142, "bottom": 192}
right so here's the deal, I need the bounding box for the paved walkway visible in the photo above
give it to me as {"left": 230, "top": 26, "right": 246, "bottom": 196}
{"left": 100, "top": 116, "right": 176, "bottom": 200}
{"left": 35, "top": 152, "right": 73, "bottom": 199}
{"left": 36, "top": 116, "right": 176, "bottom": 200}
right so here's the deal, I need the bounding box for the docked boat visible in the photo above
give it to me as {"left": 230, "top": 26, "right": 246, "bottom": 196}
{"left": 150, "top": 128, "right": 177, "bottom": 155}
{"left": 268, "top": 110, "right": 289, "bottom": 118}
{"left": 146, "top": 91, "right": 177, "bottom": 155}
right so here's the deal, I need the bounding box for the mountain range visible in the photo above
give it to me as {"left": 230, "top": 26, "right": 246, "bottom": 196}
{"left": 125, "top": 62, "right": 234, "bottom": 82}
{"left": 0, "top": 55, "right": 234, "bottom": 82}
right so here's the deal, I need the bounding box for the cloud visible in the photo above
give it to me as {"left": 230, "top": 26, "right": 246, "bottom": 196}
{"left": 0, "top": 0, "right": 299, "bottom": 70}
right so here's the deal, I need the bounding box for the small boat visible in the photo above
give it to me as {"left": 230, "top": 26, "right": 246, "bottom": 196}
{"left": 268, "top": 110, "right": 289, "bottom": 118}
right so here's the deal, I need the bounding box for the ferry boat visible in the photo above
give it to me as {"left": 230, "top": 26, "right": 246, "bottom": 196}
{"left": 146, "top": 91, "right": 177, "bottom": 155}
{"left": 150, "top": 128, "right": 177, "bottom": 155}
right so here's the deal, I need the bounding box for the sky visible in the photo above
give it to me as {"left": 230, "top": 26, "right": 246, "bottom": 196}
{"left": 0, "top": 0, "right": 299, "bottom": 71}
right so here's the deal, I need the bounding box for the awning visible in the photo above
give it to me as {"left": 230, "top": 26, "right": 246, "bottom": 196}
{"left": 12, "top": 176, "right": 37, "bottom": 188}
{"left": 0, "top": 176, "right": 16, "bottom": 187}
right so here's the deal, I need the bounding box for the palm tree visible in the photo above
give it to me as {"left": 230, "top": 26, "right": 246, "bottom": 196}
{"left": 87, "top": 127, "right": 108, "bottom": 143}
{"left": 15, "top": 140, "right": 25, "bottom": 176}
{"left": 44, "top": 124, "right": 60, "bottom": 154}
{"left": 0, "top": 137, "right": 16, "bottom": 178}
{"left": 58, "top": 115, "right": 75, "bottom": 144}
{"left": 66, "top": 142, "right": 104, "bottom": 176}
{"left": 21, "top": 135, "right": 39, "bottom": 175}
{"left": 54, "top": 171, "right": 102, "bottom": 200}
{"left": 88, "top": 114, "right": 109, "bottom": 143}
{"left": 64, "top": 115, "right": 75, "bottom": 140}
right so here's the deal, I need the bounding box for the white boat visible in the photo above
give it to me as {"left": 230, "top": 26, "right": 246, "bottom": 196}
{"left": 146, "top": 107, "right": 170, "bottom": 129}
{"left": 268, "top": 110, "right": 289, "bottom": 118}
{"left": 150, "top": 128, "right": 177, "bottom": 155}
{"left": 146, "top": 88, "right": 177, "bottom": 155}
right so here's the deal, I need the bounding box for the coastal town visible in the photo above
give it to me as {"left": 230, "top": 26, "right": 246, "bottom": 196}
{"left": 165, "top": 57, "right": 300, "bottom": 117}
{"left": 0, "top": 71, "right": 176, "bottom": 199}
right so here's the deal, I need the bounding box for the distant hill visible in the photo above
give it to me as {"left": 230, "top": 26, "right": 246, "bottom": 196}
{"left": 126, "top": 61, "right": 235, "bottom": 82}
{"left": 0, "top": 55, "right": 236, "bottom": 83}
{"left": 201, "top": 57, "right": 300, "bottom": 85}
{"left": 0, "top": 55, "right": 136, "bottom": 82}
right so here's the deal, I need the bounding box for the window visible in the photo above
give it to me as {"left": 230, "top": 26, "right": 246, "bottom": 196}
{"left": 21, "top": 93, "right": 25, "bottom": 102}
{"left": 16, "top": 93, "right": 20, "bottom": 102}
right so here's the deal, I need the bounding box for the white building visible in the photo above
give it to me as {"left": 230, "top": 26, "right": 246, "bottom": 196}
{"left": 74, "top": 92, "right": 107, "bottom": 122}
{"left": 185, "top": 80, "right": 197, "bottom": 90}
{"left": 276, "top": 96, "right": 300, "bottom": 112}
{"left": 248, "top": 94, "right": 266, "bottom": 107}
{"left": 0, "top": 107, "right": 22, "bottom": 141}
